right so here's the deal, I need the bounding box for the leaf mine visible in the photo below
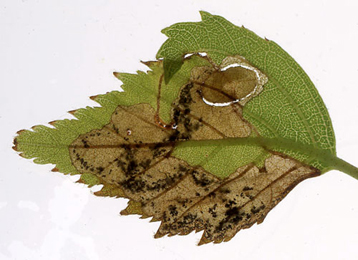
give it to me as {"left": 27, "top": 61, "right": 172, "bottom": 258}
{"left": 68, "top": 61, "right": 319, "bottom": 244}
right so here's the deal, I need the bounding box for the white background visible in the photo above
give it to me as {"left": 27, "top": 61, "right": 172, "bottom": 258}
{"left": 2, "top": 0, "right": 358, "bottom": 259}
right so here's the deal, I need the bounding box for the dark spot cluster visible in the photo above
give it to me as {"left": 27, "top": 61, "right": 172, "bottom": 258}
{"left": 224, "top": 199, "right": 237, "bottom": 209}
{"left": 208, "top": 191, "right": 216, "bottom": 198}
{"left": 161, "top": 212, "right": 204, "bottom": 236}
{"left": 250, "top": 203, "right": 266, "bottom": 214}
{"left": 120, "top": 165, "right": 187, "bottom": 195}
{"left": 177, "top": 213, "right": 203, "bottom": 232}
{"left": 112, "top": 124, "right": 120, "bottom": 134}
{"left": 116, "top": 145, "right": 169, "bottom": 178}
{"left": 240, "top": 186, "right": 255, "bottom": 200}
{"left": 208, "top": 204, "right": 218, "bottom": 218}
{"left": 153, "top": 148, "right": 168, "bottom": 158}
{"left": 120, "top": 177, "right": 146, "bottom": 193}
{"left": 219, "top": 188, "right": 231, "bottom": 194}
{"left": 243, "top": 186, "right": 253, "bottom": 191}
{"left": 176, "top": 198, "right": 192, "bottom": 209}
{"left": 191, "top": 170, "right": 214, "bottom": 187}
{"left": 168, "top": 83, "right": 202, "bottom": 142}
{"left": 81, "top": 139, "right": 89, "bottom": 148}
{"left": 150, "top": 143, "right": 172, "bottom": 158}
{"left": 215, "top": 206, "right": 247, "bottom": 233}
{"left": 72, "top": 149, "right": 95, "bottom": 172}
{"left": 168, "top": 205, "right": 178, "bottom": 217}
{"left": 178, "top": 83, "right": 193, "bottom": 106}
{"left": 147, "top": 171, "right": 185, "bottom": 192}
{"left": 182, "top": 213, "right": 198, "bottom": 225}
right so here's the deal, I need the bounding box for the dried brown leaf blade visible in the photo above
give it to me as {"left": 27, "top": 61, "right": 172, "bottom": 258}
{"left": 68, "top": 68, "right": 319, "bottom": 244}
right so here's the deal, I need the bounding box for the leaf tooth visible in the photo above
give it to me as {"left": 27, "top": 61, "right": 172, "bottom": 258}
{"left": 113, "top": 72, "right": 120, "bottom": 78}
{"left": 213, "top": 237, "right": 225, "bottom": 244}
{"left": 76, "top": 178, "right": 94, "bottom": 187}
{"left": 76, "top": 178, "right": 84, "bottom": 184}
{"left": 12, "top": 137, "right": 19, "bottom": 151}
{"left": 16, "top": 129, "right": 26, "bottom": 135}
{"left": 12, "top": 145, "right": 18, "bottom": 152}
{"left": 120, "top": 208, "right": 130, "bottom": 215}
{"left": 89, "top": 95, "right": 98, "bottom": 101}
{"left": 150, "top": 217, "right": 160, "bottom": 223}
{"left": 140, "top": 60, "right": 150, "bottom": 66}
{"left": 51, "top": 167, "right": 59, "bottom": 172}
{"left": 223, "top": 234, "right": 235, "bottom": 243}
{"left": 68, "top": 109, "right": 77, "bottom": 116}
{"left": 120, "top": 200, "right": 151, "bottom": 218}
{"left": 256, "top": 214, "right": 266, "bottom": 224}
{"left": 141, "top": 60, "right": 161, "bottom": 68}
{"left": 94, "top": 184, "right": 126, "bottom": 198}
{"left": 197, "top": 234, "right": 211, "bottom": 246}
{"left": 30, "top": 125, "right": 42, "bottom": 130}
{"left": 154, "top": 228, "right": 166, "bottom": 239}
{"left": 178, "top": 229, "right": 194, "bottom": 236}
{"left": 194, "top": 227, "right": 204, "bottom": 234}
{"left": 48, "top": 120, "right": 57, "bottom": 126}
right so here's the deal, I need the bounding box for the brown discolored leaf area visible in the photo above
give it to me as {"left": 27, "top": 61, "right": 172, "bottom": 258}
{"left": 69, "top": 57, "right": 320, "bottom": 245}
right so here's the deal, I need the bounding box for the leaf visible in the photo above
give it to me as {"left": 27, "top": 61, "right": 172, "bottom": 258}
{"left": 13, "top": 12, "right": 358, "bottom": 245}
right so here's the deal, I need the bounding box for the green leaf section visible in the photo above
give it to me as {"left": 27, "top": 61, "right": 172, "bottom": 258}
{"left": 14, "top": 93, "right": 122, "bottom": 174}
{"left": 14, "top": 56, "right": 209, "bottom": 175}
{"left": 157, "top": 11, "right": 336, "bottom": 172}
{"left": 172, "top": 136, "right": 269, "bottom": 178}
